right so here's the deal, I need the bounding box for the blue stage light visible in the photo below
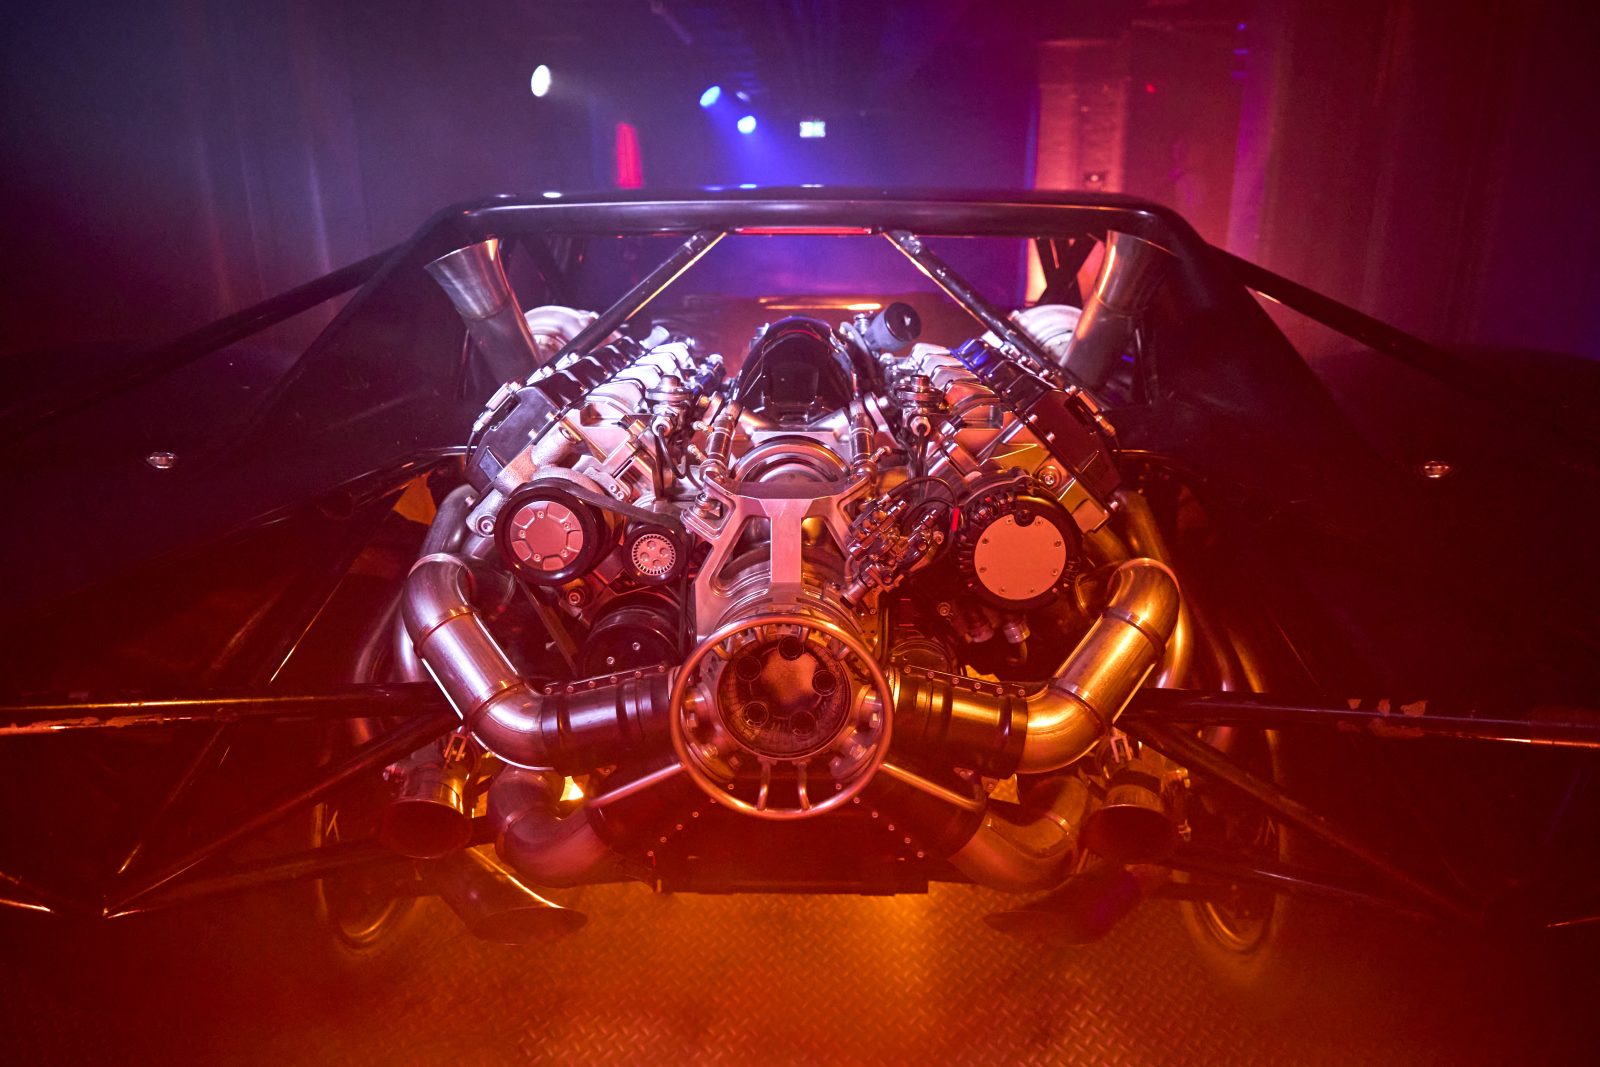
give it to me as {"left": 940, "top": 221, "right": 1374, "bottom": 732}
{"left": 699, "top": 85, "right": 722, "bottom": 108}
{"left": 737, "top": 114, "right": 757, "bottom": 135}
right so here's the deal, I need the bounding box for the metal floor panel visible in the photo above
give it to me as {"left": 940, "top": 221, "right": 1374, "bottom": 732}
{"left": 3, "top": 882, "right": 1594, "bottom": 1065}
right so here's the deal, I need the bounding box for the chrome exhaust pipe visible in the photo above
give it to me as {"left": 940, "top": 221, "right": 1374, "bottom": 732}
{"left": 889, "top": 557, "right": 1180, "bottom": 892}
{"left": 1059, "top": 231, "right": 1175, "bottom": 389}
{"left": 401, "top": 552, "right": 670, "bottom": 771}
{"left": 1112, "top": 488, "right": 1194, "bottom": 689}
{"left": 427, "top": 846, "right": 586, "bottom": 944}
{"left": 425, "top": 239, "right": 544, "bottom": 382}
{"left": 948, "top": 776, "right": 1090, "bottom": 893}
{"left": 489, "top": 768, "right": 628, "bottom": 889}
{"left": 379, "top": 740, "right": 474, "bottom": 859}
{"left": 1079, "top": 753, "right": 1179, "bottom": 864}
{"left": 1016, "top": 557, "right": 1181, "bottom": 773}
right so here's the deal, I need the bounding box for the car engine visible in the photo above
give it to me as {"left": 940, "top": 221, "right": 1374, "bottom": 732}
{"left": 388, "top": 235, "right": 1185, "bottom": 900}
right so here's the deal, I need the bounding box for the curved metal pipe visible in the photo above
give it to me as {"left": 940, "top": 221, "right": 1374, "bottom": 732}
{"left": 890, "top": 557, "right": 1181, "bottom": 777}
{"left": 425, "top": 239, "right": 543, "bottom": 382}
{"left": 949, "top": 776, "right": 1090, "bottom": 892}
{"left": 1112, "top": 489, "right": 1195, "bottom": 689}
{"left": 1016, "top": 557, "right": 1181, "bottom": 772}
{"left": 489, "top": 768, "right": 627, "bottom": 888}
{"left": 1059, "top": 231, "right": 1174, "bottom": 388}
{"left": 401, "top": 552, "right": 669, "bottom": 771}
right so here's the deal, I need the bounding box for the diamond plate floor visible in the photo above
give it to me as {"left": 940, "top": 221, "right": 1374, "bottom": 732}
{"left": 2, "top": 882, "right": 1595, "bottom": 1065}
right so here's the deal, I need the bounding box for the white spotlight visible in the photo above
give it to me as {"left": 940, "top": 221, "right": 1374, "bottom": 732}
{"left": 530, "top": 64, "right": 552, "bottom": 98}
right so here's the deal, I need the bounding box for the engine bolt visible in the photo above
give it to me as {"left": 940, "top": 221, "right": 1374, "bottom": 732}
{"left": 475, "top": 516, "right": 496, "bottom": 535}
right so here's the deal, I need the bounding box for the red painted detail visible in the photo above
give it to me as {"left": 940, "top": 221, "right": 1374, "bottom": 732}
{"left": 733, "top": 226, "right": 875, "bottom": 235}
{"left": 614, "top": 122, "right": 643, "bottom": 189}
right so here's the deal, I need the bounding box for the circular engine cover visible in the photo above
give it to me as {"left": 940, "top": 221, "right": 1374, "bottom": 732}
{"left": 716, "top": 631, "right": 855, "bottom": 759}
{"left": 958, "top": 483, "right": 1080, "bottom": 610}
{"left": 496, "top": 484, "right": 612, "bottom": 585}
{"left": 971, "top": 513, "right": 1069, "bottom": 604}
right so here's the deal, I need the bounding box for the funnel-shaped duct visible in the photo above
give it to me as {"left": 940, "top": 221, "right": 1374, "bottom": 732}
{"left": 1059, "top": 231, "right": 1175, "bottom": 389}
{"left": 425, "top": 239, "right": 543, "bottom": 383}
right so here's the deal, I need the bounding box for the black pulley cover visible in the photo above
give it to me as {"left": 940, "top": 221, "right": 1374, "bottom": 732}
{"left": 578, "top": 597, "right": 683, "bottom": 675}
{"left": 496, "top": 482, "right": 614, "bottom": 585}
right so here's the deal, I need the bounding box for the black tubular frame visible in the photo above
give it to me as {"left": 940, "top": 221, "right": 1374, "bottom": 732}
{"left": 6, "top": 681, "right": 1599, "bottom": 922}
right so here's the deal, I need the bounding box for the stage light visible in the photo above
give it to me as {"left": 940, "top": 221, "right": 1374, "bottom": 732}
{"left": 737, "top": 114, "right": 757, "bottom": 135}
{"left": 530, "top": 64, "right": 552, "bottom": 97}
{"left": 699, "top": 85, "right": 722, "bottom": 108}
{"left": 799, "top": 118, "right": 826, "bottom": 139}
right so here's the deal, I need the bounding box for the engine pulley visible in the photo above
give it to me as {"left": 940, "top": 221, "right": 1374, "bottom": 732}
{"left": 578, "top": 594, "right": 683, "bottom": 675}
{"left": 496, "top": 483, "right": 615, "bottom": 586}
{"left": 623, "top": 523, "right": 685, "bottom": 585}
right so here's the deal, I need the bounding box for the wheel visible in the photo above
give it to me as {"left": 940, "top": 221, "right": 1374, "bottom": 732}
{"left": 1177, "top": 728, "right": 1389, "bottom": 1019}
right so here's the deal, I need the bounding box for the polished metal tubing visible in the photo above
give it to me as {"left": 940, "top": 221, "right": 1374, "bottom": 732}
{"left": 489, "top": 768, "right": 626, "bottom": 888}
{"left": 425, "top": 239, "right": 543, "bottom": 382}
{"left": 1016, "top": 557, "right": 1181, "bottom": 772}
{"left": 1059, "top": 231, "right": 1174, "bottom": 388}
{"left": 401, "top": 552, "right": 670, "bottom": 771}
{"left": 948, "top": 776, "right": 1090, "bottom": 893}
{"left": 1112, "top": 489, "right": 1194, "bottom": 689}
{"left": 378, "top": 744, "right": 473, "bottom": 859}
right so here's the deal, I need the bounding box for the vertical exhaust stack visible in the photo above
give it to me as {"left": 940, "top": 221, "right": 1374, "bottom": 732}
{"left": 426, "top": 238, "right": 544, "bottom": 383}
{"left": 1058, "top": 231, "right": 1175, "bottom": 389}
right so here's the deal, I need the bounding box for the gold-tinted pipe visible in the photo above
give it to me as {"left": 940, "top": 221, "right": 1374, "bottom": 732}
{"left": 1016, "top": 558, "right": 1181, "bottom": 773}
{"left": 1112, "top": 489, "right": 1194, "bottom": 689}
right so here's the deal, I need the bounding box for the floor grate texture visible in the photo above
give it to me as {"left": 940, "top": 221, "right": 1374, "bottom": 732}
{"left": 2, "top": 882, "right": 1594, "bottom": 1065}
